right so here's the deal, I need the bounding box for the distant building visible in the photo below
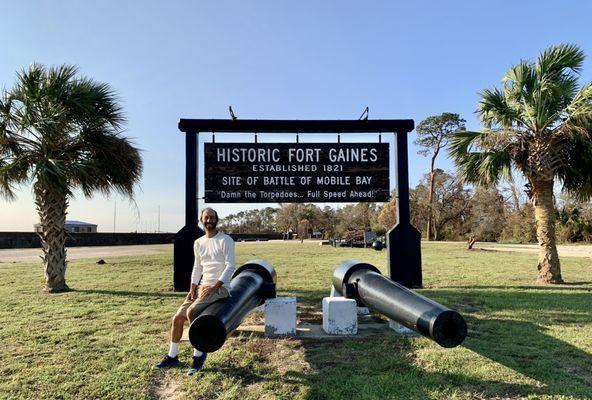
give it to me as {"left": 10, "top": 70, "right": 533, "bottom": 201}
{"left": 34, "top": 220, "right": 98, "bottom": 233}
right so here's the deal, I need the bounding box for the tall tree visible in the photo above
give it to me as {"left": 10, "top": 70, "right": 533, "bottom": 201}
{"left": 318, "top": 206, "right": 338, "bottom": 239}
{"left": 377, "top": 194, "right": 397, "bottom": 233}
{"left": 449, "top": 44, "right": 592, "bottom": 283}
{"left": 0, "top": 64, "right": 142, "bottom": 292}
{"left": 276, "top": 203, "right": 322, "bottom": 237}
{"left": 415, "top": 113, "right": 466, "bottom": 240}
{"left": 467, "top": 186, "right": 507, "bottom": 242}
{"left": 335, "top": 203, "right": 379, "bottom": 236}
{"left": 412, "top": 170, "right": 472, "bottom": 240}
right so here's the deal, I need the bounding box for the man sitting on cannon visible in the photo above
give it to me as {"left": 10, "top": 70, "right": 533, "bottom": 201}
{"left": 155, "top": 207, "right": 235, "bottom": 375}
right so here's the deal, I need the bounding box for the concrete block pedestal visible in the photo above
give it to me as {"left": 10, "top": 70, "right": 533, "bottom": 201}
{"left": 329, "top": 287, "right": 369, "bottom": 314}
{"left": 322, "top": 297, "right": 358, "bottom": 335}
{"left": 264, "top": 297, "right": 297, "bottom": 337}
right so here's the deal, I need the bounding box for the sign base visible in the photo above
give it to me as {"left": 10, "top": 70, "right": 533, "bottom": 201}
{"left": 173, "top": 225, "right": 204, "bottom": 291}
{"left": 387, "top": 223, "right": 422, "bottom": 288}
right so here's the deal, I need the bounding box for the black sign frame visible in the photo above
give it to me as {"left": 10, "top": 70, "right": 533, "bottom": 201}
{"left": 174, "top": 119, "right": 421, "bottom": 292}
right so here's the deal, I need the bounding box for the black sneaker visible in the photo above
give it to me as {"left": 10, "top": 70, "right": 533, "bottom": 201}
{"left": 155, "top": 355, "right": 180, "bottom": 368}
{"left": 187, "top": 353, "right": 207, "bottom": 376}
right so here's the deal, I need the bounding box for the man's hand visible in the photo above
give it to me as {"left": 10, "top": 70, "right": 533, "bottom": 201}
{"left": 199, "top": 281, "right": 223, "bottom": 298}
{"left": 199, "top": 285, "right": 216, "bottom": 298}
{"left": 186, "top": 284, "right": 198, "bottom": 301}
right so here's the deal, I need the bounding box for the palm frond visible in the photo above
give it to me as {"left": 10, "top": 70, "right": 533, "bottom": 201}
{"left": 69, "top": 125, "right": 142, "bottom": 198}
{"left": 503, "top": 60, "right": 533, "bottom": 87}
{"left": 563, "top": 83, "right": 592, "bottom": 134}
{"left": 0, "top": 156, "right": 31, "bottom": 200}
{"left": 479, "top": 88, "right": 527, "bottom": 129}
{"left": 556, "top": 136, "right": 592, "bottom": 201}
{"left": 536, "top": 43, "right": 585, "bottom": 77}
{"left": 66, "top": 78, "right": 126, "bottom": 129}
{"left": 448, "top": 130, "right": 513, "bottom": 186}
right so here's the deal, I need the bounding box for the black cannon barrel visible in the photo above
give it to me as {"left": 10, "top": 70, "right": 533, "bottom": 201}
{"left": 333, "top": 259, "right": 467, "bottom": 348}
{"left": 189, "top": 259, "right": 276, "bottom": 352}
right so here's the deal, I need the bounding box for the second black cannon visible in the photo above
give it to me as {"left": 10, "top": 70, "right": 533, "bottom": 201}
{"left": 332, "top": 259, "right": 467, "bottom": 348}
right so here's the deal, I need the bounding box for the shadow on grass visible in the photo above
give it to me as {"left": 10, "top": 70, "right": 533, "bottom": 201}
{"left": 217, "top": 286, "right": 592, "bottom": 399}
{"left": 205, "top": 362, "right": 304, "bottom": 387}
{"left": 72, "top": 288, "right": 183, "bottom": 298}
{"left": 464, "top": 317, "right": 592, "bottom": 397}
{"left": 291, "top": 323, "right": 592, "bottom": 399}
{"left": 292, "top": 335, "right": 539, "bottom": 400}
{"left": 430, "top": 288, "right": 592, "bottom": 396}
{"left": 291, "top": 287, "right": 592, "bottom": 399}
{"left": 423, "top": 288, "right": 592, "bottom": 323}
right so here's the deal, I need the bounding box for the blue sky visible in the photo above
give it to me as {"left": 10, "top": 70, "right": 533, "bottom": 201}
{"left": 2, "top": 1, "right": 592, "bottom": 232}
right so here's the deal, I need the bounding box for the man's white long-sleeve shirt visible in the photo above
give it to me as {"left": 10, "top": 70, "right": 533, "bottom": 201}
{"left": 190, "top": 232, "right": 236, "bottom": 288}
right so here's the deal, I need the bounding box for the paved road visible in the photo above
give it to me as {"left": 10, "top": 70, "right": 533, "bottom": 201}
{"left": 475, "top": 242, "right": 592, "bottom": 258}
{"left": 0, "top": 244, "right": 173, "bottom": 263}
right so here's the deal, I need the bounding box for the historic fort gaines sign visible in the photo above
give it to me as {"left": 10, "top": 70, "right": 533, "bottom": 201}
{"left": 204, "top": 143, "right": 389, "bottom": 203}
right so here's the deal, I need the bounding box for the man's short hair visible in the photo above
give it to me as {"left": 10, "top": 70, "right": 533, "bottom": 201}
{"left": 200, "top": 207, "right": 219, "bottom": 222}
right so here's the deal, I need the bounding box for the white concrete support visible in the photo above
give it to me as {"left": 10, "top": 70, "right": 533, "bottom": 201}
{"left": 322, "top": 297, "right": 358, "bottom": 335}
{"left": 357, "top": 307, "right": 370, "bottom": 315}
{"left": 264, "top": 297, "right": 297, "bottom": 337}
{"left": 329, "top": 286, "right": 369, "bottom": 314}
{"left": 388, "top": 319, "right": 418, "bottom": 336}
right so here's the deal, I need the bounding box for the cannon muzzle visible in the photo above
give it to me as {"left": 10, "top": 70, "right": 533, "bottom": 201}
{"left": 189, "top": 260, "right": 276, "bottom": 352}
{"left": 333, "top": 259, "right": 467, "bottom": 348}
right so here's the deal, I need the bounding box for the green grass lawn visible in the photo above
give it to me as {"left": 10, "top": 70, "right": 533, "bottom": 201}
{"left": 1, "top": 242, "right": 591, "bottom": 400}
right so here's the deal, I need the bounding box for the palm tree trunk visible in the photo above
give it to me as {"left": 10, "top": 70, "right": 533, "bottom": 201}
{"left": 531, "top": 178, "right": 563, "bottom": 283}
{"left": 35, "top": 184, "right": 69, "bottom": 292}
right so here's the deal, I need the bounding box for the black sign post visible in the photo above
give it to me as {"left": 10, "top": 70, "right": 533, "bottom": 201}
{"left": 176, "top": 119, "right": 421, "bottom": 291}
{"left": 173, "top": 131, "right": 204, "bottom": 291}
{"left": 388, "top": 131, "right": 422, "bottom": 288}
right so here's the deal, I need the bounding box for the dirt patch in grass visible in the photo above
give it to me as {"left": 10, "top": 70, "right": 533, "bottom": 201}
{"left": 245, "top": 338, "right": 312, "bottom": 375}
{"left": 298, "top": 311, "right": 323, "bottom": 323}
{"left": 199, "top": 336, "right": 312, "bottom": 398}
{"left": 242, "top": 311, "right": 264, "bottom": 325}
{"left": 148, "top": 373, "right": 181, "bottom": 400}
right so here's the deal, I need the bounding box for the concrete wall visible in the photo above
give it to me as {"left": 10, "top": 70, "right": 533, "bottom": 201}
{"left": 0, "top": 232, "right": 175, "bottom": 249}
{"left": 0, "top": 232, "right": 285, "bottom": 249}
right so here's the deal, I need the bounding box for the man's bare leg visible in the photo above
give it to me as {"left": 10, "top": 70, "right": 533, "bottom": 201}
{"left": 171, "top": 313, "right": 185, "bottom": 343}
{"left": 155, "top": 313, "right": 186, "bottom": 368}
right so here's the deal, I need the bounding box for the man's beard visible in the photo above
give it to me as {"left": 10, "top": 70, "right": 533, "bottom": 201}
{"left": 205, "top": 222, "right": 217, "bottom": 230}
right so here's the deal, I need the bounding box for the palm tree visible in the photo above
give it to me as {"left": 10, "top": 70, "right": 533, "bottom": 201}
{"left": 0, "top": 64, "right": 142, "bottom": 292}
{"left": 449, "top": 44, "right": 592, "bottom": 283}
